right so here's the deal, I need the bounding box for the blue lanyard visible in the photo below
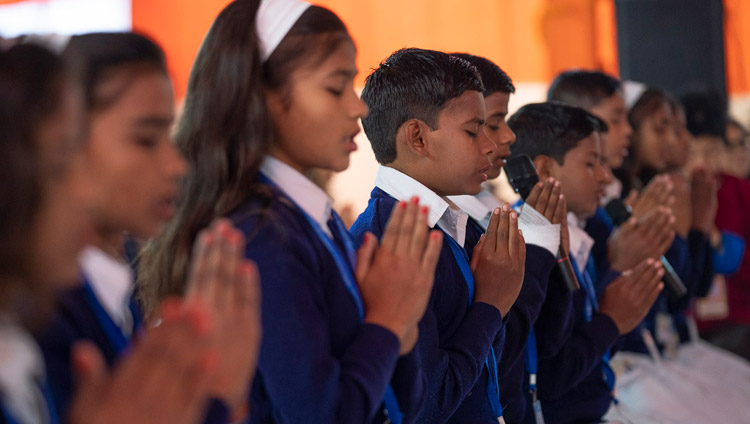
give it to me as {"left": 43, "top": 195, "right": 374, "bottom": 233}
{"left": 260, "top": 174, "right": 402, "bottom": 423}
{"left": 568, "top": 255, "right": 615, "bottom": 391}
{"left": 444, "top": 232, "right": 503, "bottom": 418}
{"left": 81, "top": 277, "right": 142, "bottom": 355}
{"left": 525, "top": 329, "right": 538, "bottom": 394}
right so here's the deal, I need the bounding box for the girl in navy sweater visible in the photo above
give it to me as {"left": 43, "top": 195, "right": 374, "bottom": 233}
{"left": 137, "top": 1, "right": 443, "bottom": 423}
{"left": 0, "top": 39, "right": 228, "bottom": 424}
{"left": 36, "top": 32, "right": 262, "bottom": 422}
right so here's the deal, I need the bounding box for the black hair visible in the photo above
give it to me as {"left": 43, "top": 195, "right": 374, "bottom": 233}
{"left": 360, "top": 47, "right": 484, "bottom": 164}
{"left": 679, "top": 89, "right": 727, "bottom": 139}
{"left": 507, "top": 102, "right": 601, "bottom": 165}
{"left": 547, "top": 70, "right": 622, "bottom": 110}
{"left": 64, "top": 32, "right": 167, "bottom": 111}
{"left": 451, "top": 53, "right": 514, "bottom": 96}
{"left": 628, "top": 88, "right": 676, "bottom": 132}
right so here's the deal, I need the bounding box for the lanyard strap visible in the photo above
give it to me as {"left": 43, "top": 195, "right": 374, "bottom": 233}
{"left": 568, "top": 255, "right": 616, "bottom": 392}
{"left": 81, "top": 279, "right": 132, "bottom": 355}
{"left": 525, "top": 329, "right": 538, "bottom": 395}
{"left": 444, "top": 232, "right": 503, "bottom": 418}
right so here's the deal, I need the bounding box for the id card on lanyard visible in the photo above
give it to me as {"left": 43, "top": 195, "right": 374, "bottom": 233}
{"left": 444, "top": 232, "right": 504, "bottom": 420}
{"left": 525, "top": 330, "right": 545, "bottom": 424}
{"left": 260, "top": 175, "right": 403, "bottom": 424}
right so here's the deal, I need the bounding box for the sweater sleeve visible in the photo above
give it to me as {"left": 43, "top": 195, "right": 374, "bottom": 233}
{"left": 244, "top": 218, "right": 402, "bottom": 424}
{"left": 536, "top": 291, "right": 621, "bottom": 400}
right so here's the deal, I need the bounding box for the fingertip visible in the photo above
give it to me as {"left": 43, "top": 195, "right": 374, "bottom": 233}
{"left": 410, "top": 196, "right": 419, "bottom": 205}
{"left": 420, "top": 205, "right": 429, "bottom": 215}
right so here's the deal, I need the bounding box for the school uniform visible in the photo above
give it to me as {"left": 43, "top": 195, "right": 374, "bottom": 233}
{"left": 448, "top": 192, "right": 558, "bottom": 423}
{"left": 233, "top": 157, "right": 424, "bottom": 424}
{"left": 350, "top": 166, "right": 506, "bottom": 424}
{"left": 1, "top": 318, "right": 58, "bottom": 424}
{"left": 536, "top": 213, "right": 621, "bottom": 424}
{"left": 36, "top": 248, "right": 230, "bottom": 423}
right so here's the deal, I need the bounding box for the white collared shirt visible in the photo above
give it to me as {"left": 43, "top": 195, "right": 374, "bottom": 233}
{"left": 375, "top": 166, "right": 468, "bottom": 247}
{"left": 0, "top": 316, "right": 49, "bottom": 424}
{"left": 567, "top": 212, "right": 595, "bottom": 273}
{"left": 449, "top": 186, "right": 561, "bottom": 255}
{"left": 79, "top": 246, "right": 135, "bottom": 336}
{"left": 260, "top": 156, "right": 334, "bottom": 237}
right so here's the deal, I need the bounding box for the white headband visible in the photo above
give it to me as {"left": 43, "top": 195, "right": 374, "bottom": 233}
{"left": 257, "top": 0, "right": 312, "bottom": 61}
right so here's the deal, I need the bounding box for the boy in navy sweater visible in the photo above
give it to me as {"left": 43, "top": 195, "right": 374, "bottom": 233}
{"left": 507, "top": 102, "right": 664, "bottom": 423}
{"left": 351, "top": 48, "right": 526, "bottom": 423}
{"left": 445, "top": 54, "right": 568, "bottom": 423}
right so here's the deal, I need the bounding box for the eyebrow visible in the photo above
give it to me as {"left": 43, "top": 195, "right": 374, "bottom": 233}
{"left": 327, "top": 69, "right": 358, "bottom": 79}
{"left": 464, "top": 117, "right": 486, "bottom": 126}
{"left": 133, "top": 116, "right": 173, "bottom": 128}
{"left": 488, "top": 111, "right": 507, "bottom": 119}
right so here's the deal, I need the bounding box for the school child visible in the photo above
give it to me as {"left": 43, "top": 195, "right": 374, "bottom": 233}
{"left": 352, "top": 47, "right": 526, "bottom": 423}
{"left": 444, "top": 54, "right": 567, "bottom": 423}
{"left": 507, "top": 102, "right": 663, "bottom": 423}
{"left": 137, "top": 1, "right": 442, "bottom": 423}
{"left": 0, "top": 38, "right": 228, "bottom": 424}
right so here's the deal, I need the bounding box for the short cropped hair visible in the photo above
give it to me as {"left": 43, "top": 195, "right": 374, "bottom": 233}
{"left": 679, "top": 89, "right": 727, "bottom": 138}
{"left": 507, "top": 102, "right": 602, "bottom": 165}
{"left": 547, "top": 70, "right": 622, "bottom": 110}
{"left": 451, "top": 53, "right": 514, "bottom": 96}
{"left": 361, "top": 48, "right": 484, "bottom": 164}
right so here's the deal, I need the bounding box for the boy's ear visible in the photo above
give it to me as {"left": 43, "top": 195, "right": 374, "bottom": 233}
{"left": 401, "top": 119, "right": 430, "bottom": 157}
{"left": 533, "top": 155, "right": 556, "bottom": 180}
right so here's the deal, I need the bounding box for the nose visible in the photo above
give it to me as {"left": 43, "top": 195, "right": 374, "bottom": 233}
{"left": 500, "top": 124, "right": 516, "bottom": 146}
{"left": 479, "top": 126, "right": 497, "bottom": 157}
{"left": 350, "top": 91, "right": 369, "bottom": 120}
{"left": 164, "top": 140, "right": 188, "bottom": 180}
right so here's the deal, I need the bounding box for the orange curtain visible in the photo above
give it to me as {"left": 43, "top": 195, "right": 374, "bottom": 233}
{"left": 128, "top": 0, "right": 748, "bottom": 100}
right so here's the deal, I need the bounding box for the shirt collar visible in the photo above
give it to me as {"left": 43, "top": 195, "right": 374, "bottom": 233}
{"left": 0, "top": 316, "right": 46, "bottom": 424}
{"left": 79, "top": 246, "right": 135, "bottom": 334}
{"left": 260, "top": 156, "right": 333, "bottom": 234}
{"left": 448, "top": 186, "right": 500, "bottom": 225}
{"left": 567, "top": 211, "right": 595, "bottom": 273}
{"left": 374, "top": 166, "right": 449, "bottom": 228}
{"left": 375, "top": 166, "right": 468, "bottom": 246}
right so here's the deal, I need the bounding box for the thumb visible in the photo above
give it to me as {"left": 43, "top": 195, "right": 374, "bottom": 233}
{"left": 355, "top": 232, "right": 378, "bottom": 283}
{"left": 71, "top": 341, "right": 108, "bottom": 406}
{"left": 470, "top": 234, "right": 485, "bottom": 272}
{"left": 624, "top": 189, "right": 638, "bottom": 207}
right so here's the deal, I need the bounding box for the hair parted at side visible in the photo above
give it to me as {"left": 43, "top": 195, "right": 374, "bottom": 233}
{"left": 450, "top": 53, "right": 514, "bottom": 96}
{"left": 64, "top": 32, "right": 167, "bottom": 112}
{"left": 547, "top": 70, "right": 622, "bottom": 110}
{"left": 360, "top": 48, "right": 484, "bottom": 165}
{"left": 507, "top": 102, "right": 602, "bottom": 165}
{"left": 136, "top": 0, "right": 352, "bottom": 316}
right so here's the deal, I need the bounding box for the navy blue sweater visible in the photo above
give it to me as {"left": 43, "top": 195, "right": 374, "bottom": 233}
{"left": 37, "top": 281, "right": 230, "bottom": 423}
{"left": 350, "top": 187, "right": 506, "bottom": 424}
{"left": 231, "top": 183, "right": 424, "bottom": 424}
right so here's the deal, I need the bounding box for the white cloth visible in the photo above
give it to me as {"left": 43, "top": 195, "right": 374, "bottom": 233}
{"left": 602, "top": 179, "right": 623, "bottom": 206}
{"left": 79, "top": 246, "right": 135, "bottom": 336}
{"left": 375, "top": 166, "right": 468, "bottom": 247}
{"left": 260, "top": 156, "right": 334, "bottom": 237}
{"left": 0, "top": 317, "right": 49, "bottom": 424}
{"left": 567, "top": 212, "right": 595, "bottom": 273}
{"left": 449, "top": 187, "right": 561, "bottom": 255}
{"left": 257, "top": 0, "right": 311, "bottom": 61}
{"left": 604, "top": 341, "right": 750, "bottom": 424}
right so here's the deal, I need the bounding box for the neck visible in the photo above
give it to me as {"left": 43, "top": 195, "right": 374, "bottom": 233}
{"left": 386, "top": 160, "right": 449, "bottom": 198}
{"left": 92, "top": 226, "right": 126, "bottom": 262}
{"left": 268, "top": 146, "right": 308, "bottom": 175}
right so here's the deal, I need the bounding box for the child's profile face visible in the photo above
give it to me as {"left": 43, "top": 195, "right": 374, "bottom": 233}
{"left": 483, "top": 91, "right": 516, "bottom": 180}
{"left": 425, "top": 90, "right": 495, "bottom": 196}
{"left": 267, "top": 38, "right": 368, "bottom": 174}
{"left": 549, "top": 133, "right": 607, "bottom": 218}
{"left": 87, "top": 70, "right": 185, "bottom": 239}
{"left": 31, "top": 83, "right": 94, "bottom": 287}
{"left": 633, "top": 100, "right": 677, "bottom": 172}
{"left": 590, "top": 92, "right": 631, "bottom": 170}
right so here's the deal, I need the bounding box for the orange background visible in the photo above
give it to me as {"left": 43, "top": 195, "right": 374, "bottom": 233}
{"left": 107, "top": 0, "right": 749, "bottom": 100}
